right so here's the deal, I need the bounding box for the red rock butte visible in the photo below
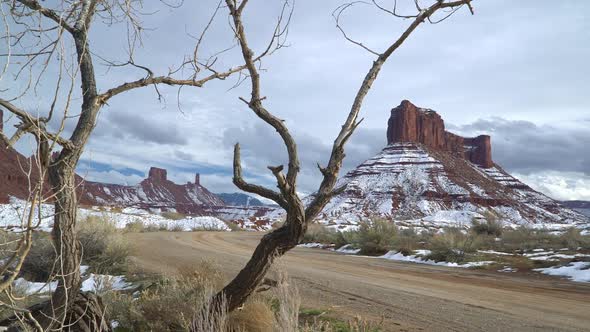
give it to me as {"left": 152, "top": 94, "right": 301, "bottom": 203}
{"left": 387, "top": 100, "right": 493, "bottom": 168}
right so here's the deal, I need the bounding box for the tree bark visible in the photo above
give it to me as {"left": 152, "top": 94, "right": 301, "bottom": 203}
{"left": 209, "top": 206, "right": 306, "bottom": 314}
{"left": 34, "top": 156, "right": 110, "bottom": 331}
{"left": 41, "top": 158, "right": 82, "bottom": 329}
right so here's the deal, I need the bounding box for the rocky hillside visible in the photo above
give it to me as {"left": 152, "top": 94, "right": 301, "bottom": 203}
{"left": 1, "top": 109, "right": 240, "bottom": 217}
{"left": 0, "top": 110, "right": 44, "bottom": 203}
{"left": 80, "top": 168, "right": 225, "bottom": 214}
{"left": 313, "top": 100, "right": 588, "bottom": 231}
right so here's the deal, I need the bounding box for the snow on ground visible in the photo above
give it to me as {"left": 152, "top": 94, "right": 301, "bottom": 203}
{"left": 297, "top": 242, "right": 327, "bottom": 248}
{"left": 478, "top": 250, "right": 513, "bottom": 256}
{"left": 379, "top": 250, "right": 494, "bottom": 268}
{"left": 13, "top": 267, "right": 133, "bottom": 295}
{"left": 522, "top": 250, "right": 590, "bottom": 261}
{"left": 13, "top": 278, "right": 57, "bottom": 295}
{"left": 334, "top": 244, "right": 361, "bottom": 254}
{"left": 534, "top": 262, "right": 590, "bottom": 282}
{"left": 81, "top": 274, "right": 133, "bottom": 293}
{"left": 0, "top": 197, "right": 229, "bottom": 232}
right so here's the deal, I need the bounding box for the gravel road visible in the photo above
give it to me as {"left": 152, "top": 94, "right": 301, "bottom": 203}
{"left": 127, "top": 231, "right": 590, "bottom": 332}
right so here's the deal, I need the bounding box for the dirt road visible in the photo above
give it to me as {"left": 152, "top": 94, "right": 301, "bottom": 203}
{"left": 128, "top": 232, "right": 590, "bottom": 332}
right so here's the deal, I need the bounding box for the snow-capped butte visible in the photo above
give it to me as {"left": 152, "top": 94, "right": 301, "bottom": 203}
{"left": 311, "top": 100, "right": 589, "bottom": 230}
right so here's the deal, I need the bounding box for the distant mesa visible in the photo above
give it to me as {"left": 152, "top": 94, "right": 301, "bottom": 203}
{"left": 314, "top": 100, "right": 588, "bottom": 228}
{"left": 147, "top": 167, "right": 168, "bottom": 182}
{"left": 387, "top": 100, "right": 493, "bottom": 168}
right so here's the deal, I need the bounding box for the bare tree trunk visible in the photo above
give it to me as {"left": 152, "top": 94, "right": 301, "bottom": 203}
{"left": 37, "top": 155, "right": 111, "bottom": 331}
{"left": 213, "top": 210, "right": 306, "bottom": 311}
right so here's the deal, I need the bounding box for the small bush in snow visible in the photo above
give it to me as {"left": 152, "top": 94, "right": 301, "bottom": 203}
{"left": 426, "top": 228, "right": 480, "bottom": 263}
{"left": 498, "top": 227, "right": 558, "bottom": 252}
{"left": 78, "top": 215, "right": 131, "bottom": 274}
{"left": 21, "top": 232, "right": 56, "bottom": 281}
{"left": 559, "top": 228, "right": 590, "bottom": 250}
{"left": 471, "top": 219, "right": 503, "bottom": 237}
{"left": 302, "top": 224, "right": 338, "bottom": 244}
{"left": 124, "top": 220, "right": 146, "bottom": 233}
{"left": 105, "top": 262, "right": 223, "bottom": 331}
{"left": 392, "top": 228, "right": 423, "bottom": 256}
{"left": 169, "top": 223, "right": 185, "bottom": 232}
{"left": 354, "top": 218, "right": 398, "bottom": 256}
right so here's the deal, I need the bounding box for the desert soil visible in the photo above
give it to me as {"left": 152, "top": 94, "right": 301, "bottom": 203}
{"left": 127, "top": 231, "right": 590, "bottom": 332}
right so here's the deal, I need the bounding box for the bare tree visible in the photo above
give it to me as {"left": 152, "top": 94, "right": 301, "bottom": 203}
{"left": 0, "top": 0, "right": 271, "bottom": 329}
{"left": 204, "top": 0, "right": 475, "bottom": 317}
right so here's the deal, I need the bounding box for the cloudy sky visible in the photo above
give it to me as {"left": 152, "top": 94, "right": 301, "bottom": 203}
{"left": 1, "top": 0, "right": 589, "bottom": 200}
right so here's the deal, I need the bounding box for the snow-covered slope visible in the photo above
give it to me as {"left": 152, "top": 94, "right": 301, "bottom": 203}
{"left": 311, "top": 101, "right": 589, "bottom": 231}
{"left": 315, "top": 143, "right": 587, "bottom": 230}
{"left": 0, "top": 197, "right": 229, "bottom": 232}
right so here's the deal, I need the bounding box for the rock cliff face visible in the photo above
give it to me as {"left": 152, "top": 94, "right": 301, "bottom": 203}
{"left": 80, "top": 167, "right": 224, "bottom": 214}
{"left": 387, "top": 100, "right": 493, "bottom": 168}
{"left": 0, "top": 109, "right": 43, "bottom": 203}
{"left": 313, "top": 101, "right": 588, "bottom": 230}
{"left": 0, "top": 108, "right": 276, "bottom": 221}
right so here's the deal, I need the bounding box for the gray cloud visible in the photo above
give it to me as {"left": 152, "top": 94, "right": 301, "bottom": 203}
{"left": 100, "top": 112, "right": 188, "bottom": 145}
{"left": 448, "top": 118, "right": 590, "bottom": 176}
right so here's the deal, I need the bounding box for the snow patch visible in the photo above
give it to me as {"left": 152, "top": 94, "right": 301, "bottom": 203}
{"left": 534, "top": 262, "right": 590, "bottom": 282}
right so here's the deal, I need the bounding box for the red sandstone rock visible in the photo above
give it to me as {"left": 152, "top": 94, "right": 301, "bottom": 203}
{"left": 148, "top": 167, "right": 167, "bottom": 182}
{"left": 387, "top": 100, "right": 493, "bottom": 168}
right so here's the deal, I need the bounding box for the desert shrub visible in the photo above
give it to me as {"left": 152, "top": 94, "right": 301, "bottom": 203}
{"left": 299, "top": 310, "right": 382, "bottom": 332}
{"left": 558, "top": 228, "right": 590, "bottom": 250}
{"left": 105, "top": 262, "right": 224, "bottom": 331}
{"left": 333, "top": 230, "right": 357, "bottom": 249}
{"left": 225, "top": 221, "right": 243, "bottom": 232}
{"left": 161, "top": 211, "right": 186, "bottom": 220}
{"left": 78, "top": 215, "right": 131, "bottom": 274}
{"left": 124, "top": 220, "right": 146, "bottom": 233}
{"left": 143, "top": 224, "right": 159, "bottom": 232}
{"left": 20, "top": 232, "right": 56, "bottom": 281}
{"left": 0, "top": 231, "right": 18, "bottom": 259}
{"left": 498, "top": 227, "right": 559, "bottom": 252}
{"left": 158, "top": 222, "right": 169, "bottom": 231}
{"left": 302, "top": 224, "right": 338, "bottom": 244}
{"left": 426, "top": 228, "right": 480, "bottom": 263}
{"left": 169, "top": 223, "right": 185, "bottom": 232}
{"left": 471, "top": 219, "right": 503, "bottom": 237}
{"left": 104, "top": 262, "right": 305, "bottom": 332}
{"left": 228, "top": 297, "right": 275, "bottom": 332}
{"left": 392, "top": 228, "right": 421, "bottom": 255}
{"left": 353, "top": 218, "right": 398, "bottom": 256}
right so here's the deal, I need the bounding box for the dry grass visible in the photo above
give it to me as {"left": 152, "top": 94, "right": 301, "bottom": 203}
{"left": 161, "top": 211, "right": 186, "bottom": 220}
{"left": 425, "top": 228, "right": 480, "bottom": 263}
{"left": 124, "top": 220, "right": 147, "bottom": 233}
{"left": 105, "top": 260, "right": 226, "bottom": 331}
{"left": 78, "top": 215, "right": 131, "bottom": 274}
{"left": 354, "top": 218, "right": 398, "bottom": 256}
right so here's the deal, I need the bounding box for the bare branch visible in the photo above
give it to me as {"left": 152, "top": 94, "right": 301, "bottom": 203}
{"left": 16, "top": 0, "right": 75, "bottom": 33}
{"left": 232, "top": 143, "right": 288, "bottom": 209}
{"left": 97, "top": 65, "right": 247, "bottom": 104}
{"left": 226, "top": 0, "right": 300, "bottom": 187}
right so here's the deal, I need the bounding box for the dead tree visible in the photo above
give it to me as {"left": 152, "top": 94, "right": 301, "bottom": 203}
{"left": 0, "top": 0, "right": 272, "bottom": 329}
{"left": 206, "top": 0, "right": 476, "bottom": 316}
